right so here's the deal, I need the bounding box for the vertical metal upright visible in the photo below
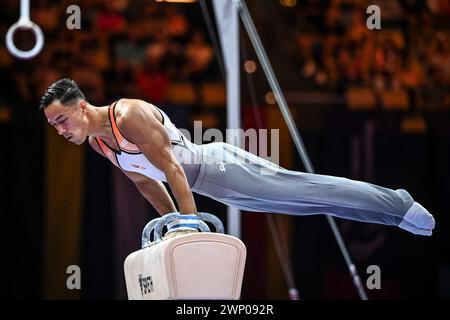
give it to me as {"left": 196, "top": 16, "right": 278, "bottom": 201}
{"left": 212, "top": 0, "right": 242, "bottom": 239}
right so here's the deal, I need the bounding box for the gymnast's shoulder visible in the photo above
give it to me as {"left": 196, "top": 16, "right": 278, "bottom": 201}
{"left": 113, "top": 98, "right": 163, "bottom": 129}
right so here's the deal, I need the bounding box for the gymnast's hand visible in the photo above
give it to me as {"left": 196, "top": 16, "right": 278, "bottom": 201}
{"left": 164, "top": 213, "right": 200, "bottom": 238}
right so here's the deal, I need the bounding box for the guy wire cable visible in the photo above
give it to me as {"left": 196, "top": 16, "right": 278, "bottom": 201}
{"left": 235, "top": 0, "right": 368, "bottom": 300}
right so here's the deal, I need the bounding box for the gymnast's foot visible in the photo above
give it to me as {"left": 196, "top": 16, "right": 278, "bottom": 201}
{"left": 398, "top": 219, "right": 433, "bottom": 236}
{"left": 398, "top": 202, "right": 435, "bottom": 236}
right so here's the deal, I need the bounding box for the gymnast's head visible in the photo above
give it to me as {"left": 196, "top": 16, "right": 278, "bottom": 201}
{"left": 40, "top": 78, "right": 89, "bottom": 145}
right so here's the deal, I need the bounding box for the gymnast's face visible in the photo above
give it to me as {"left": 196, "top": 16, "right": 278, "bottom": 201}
{"left": 44, "top": 99, "right": 89, "bottom": 145}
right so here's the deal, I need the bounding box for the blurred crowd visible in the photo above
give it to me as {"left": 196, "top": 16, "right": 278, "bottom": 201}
{"left": 0, "top": 0, "right": 215, "bottom": 111}
{"left": 294, "top": 0, "right": 450, "bottom": 111}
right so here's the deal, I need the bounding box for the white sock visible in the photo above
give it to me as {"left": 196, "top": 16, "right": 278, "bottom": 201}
{"left": 398, "top": 218, "right": 432, "bottom": 236}
{"left": 402, "top": 202, "right": 435, "bottom": 230}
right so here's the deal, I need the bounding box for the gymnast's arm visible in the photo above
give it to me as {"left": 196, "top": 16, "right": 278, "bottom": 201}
{"left": 116, "top": 100, "right": 198, "bottom": 215}
{"left": 88, "top": 136, "right": 177, "bottom": 216}
{"left": 120, "top": 170, "right": 178, "bottom": 216}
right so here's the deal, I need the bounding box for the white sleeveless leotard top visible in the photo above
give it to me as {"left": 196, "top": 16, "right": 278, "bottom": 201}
{"left": 94, "top": 100, "right": 201, "bottom": 186}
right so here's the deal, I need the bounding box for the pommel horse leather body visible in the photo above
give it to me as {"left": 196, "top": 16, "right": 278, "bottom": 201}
{"left": 124, "top": 213, "right": 246, "bottom": 300}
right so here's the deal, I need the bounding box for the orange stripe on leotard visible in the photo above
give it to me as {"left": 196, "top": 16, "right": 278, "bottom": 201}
{"left": 109, "top": 100, "right": 141, "bottom": 153}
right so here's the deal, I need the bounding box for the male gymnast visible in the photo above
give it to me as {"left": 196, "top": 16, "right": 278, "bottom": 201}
{"left": 40, "top": 79, "right": 435, "bottom": 236}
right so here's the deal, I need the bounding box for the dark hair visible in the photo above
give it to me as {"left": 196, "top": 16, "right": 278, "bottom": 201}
{"left": 39, "top": 78, "right": 86, "bottom": 111}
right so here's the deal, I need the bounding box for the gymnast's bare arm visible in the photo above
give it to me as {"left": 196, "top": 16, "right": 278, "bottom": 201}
{"left": 88, "top": 136, "right": 178, "bottom": 216}
{"left": 113, "top": 99, "right": 198, "bottom": 215}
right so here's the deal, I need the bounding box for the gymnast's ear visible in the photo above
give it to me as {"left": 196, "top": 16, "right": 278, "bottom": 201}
{"left": 79, "top": 99, "right": 87, "bottom": 111}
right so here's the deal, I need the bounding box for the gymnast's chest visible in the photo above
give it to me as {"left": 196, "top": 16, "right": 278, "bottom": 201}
{"left": 114, "top": 151, "right": 167, "bottom": 182}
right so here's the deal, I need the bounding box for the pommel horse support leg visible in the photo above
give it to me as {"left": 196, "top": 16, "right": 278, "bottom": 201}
{"left": 124, "top": 212, "right": 247, "bottom": 300}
